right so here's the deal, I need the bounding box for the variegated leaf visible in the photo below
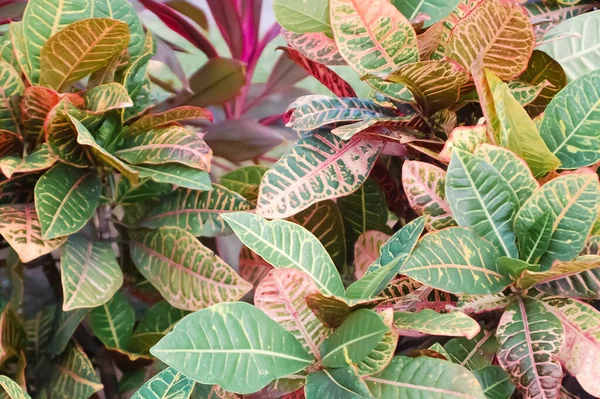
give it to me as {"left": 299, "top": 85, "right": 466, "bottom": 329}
{"left": 0, "top": 145, "right": 56, "bottom": 179}
{"left": 7, "top": 22, "right": 31, "bottom": 83}
{"left": 514, "top": 174, "right": 600, "bottom": 269}
{"left": 0, "top": 304, "right": 26, "bottom": 366}
{"left": 518, "top": 50, "right": 567, "bottom": 116}
{"left": 402, "top": 227, "right": 509, "bottom": 295}
{"left": 356, "top": 329, "right": 398, "bottom": 377}
{"left": 84, "top": 82, "right": 132, "bottom": 113}
{"left": 40, "top": 18, "right": 129, "bottom": 91}
{"left": 402, "top": 160, "right": 456, "bottom": 231}
{"left": 306, "top": 293, "right": 381, "bottom": 329}
{"left": 393, "top": 309, "right": 480, "bottom": 339}
{"left": 0, "top": 204, "right": 66, "bottom": 263}
{"left": 129, "top": 164, "right": 211, "bottom": 191}
{"left": 256, "top": 131, "right": 382, "bottom": 219}
{"left": 46, "top": 307, "right": 89, "bottom": 356}
{"left": 90, "top": 291, "right": 134, "bottom": 350}
{"left": 0, "top": 63, "right": 23, "bottom": 136}
{"left": 526, "top": 1, "right": 597, "bottom": 38}
{"left": 129, "top": 301, "right": 189, "bottom": 354}
{"left": 130, "top": 226, "right": 252, "bottom": 310}
{"left": 139, "top": 186, "right": 251, "bottom": 237}
{"left": 47, "top": 345, "right": 103, "bottom": 398}
{"left": 281, "top": 29, "right": 346, "bottom": 66}
{"left": 220, "top": 166, "right": 269, "bottom": 195}
{"left": 517, "top": 257, "right": 600, "bottom": 290}
{"left": 131, "top": 367, "right": 194, "bottom": 399}
{"left": 517, "top": 209, "right": 554, "bottom": 265}
{"left": 439, "top": 125, "right": 489, "bottom": 163}
{"left": 444, "top": 329, "right": 498, "bottom": 371}
{"left": 473, "top": 366, "right": 515, "bottom": 399}
{"left": 451, "top": 294, "right": 511, "bottom": 315}
{"left": 238, "top": 247, "right": 273, "bottom": 288}
{"left": 115, "top": 126, "right": 212, "bottom": 171}
{"left": 529, "top": 256, "right": 600, "bottom": 299}
{"left": 255, "top": 269, "right": 329, "bottom": 360}
{"left": 417, "top": 22, "right": 445, "bottom": 60}
{"left": 355, "top": 231, "right": 391, "bottom": 279}
{"left": 306, "top": 366, "right": 372, "bottom": 398}
{"left": 496, "top": 296, "right": 564, "bottom": 399}
{"left": 24, "top": 305, "right": 54, "bottom": 362}
{"left": 507, "top": 80, "right": 552, "bottom": 108}
{"left": 582, "top": 235, "right": 600, "bottom": 256}
{"left": 222, "top": 212, "right": 345, "bottom": 297}
{"left": 128, "top": 106, "right": 213, "bottom": 135}
{"left": 445, "top": 0, "right": 535, "bottom": 80}
{"left": 61, "top": 233, "right": 123, "bottom": 311}
{"left": 0, "top": 375, "right": 30, "bottom": 399}
{"left": 0, "top": 131, "right": 21, "bottom": 159}
{"left": 392, "top": 0, "right": 460, "bottom": 28}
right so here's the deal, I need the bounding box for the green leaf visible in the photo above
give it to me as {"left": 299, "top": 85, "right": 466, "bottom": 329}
{"left": 0, "top": 63, "right": 23, "bottom": 136}
{"left": 131, "top": 367, "right": 194, "bottom": 399}
{"left": 222, "top": 212, "right": 345, "bottom": 297}
{"left": 365, "top": 356, "right": 486, "bottom": 399}
{"left": 139, "top": 186, "right": 251, "bottom": 237}
{"left": 306, "top": 293, "right": 382, "bottom": 329}
{"left": 48, "top": 345, "right": 103, "bottom": 398}
{"left": 392, "top": 0, "right": 460, "bottom": 27}
{"left": 393, "top": 309, "right": 480, "bottom": 339}
{"left": 24, "top": 305, "right": 54, "bottom": 362}
{"left": 220, "top": 165, "right": 269, "bottom": 195}
{"left": 128, "top": 106, "right": 213, "bottom": 136}
{"left": 129, "top": 301, "right": 189, "bottom": 354}
{"left": 370, "top": 216, "right": 426, "bottom": 275}
{"left": 321, "top": 309, "right": 388, "bottom": 368}
{"left": 84, "top": 82, "right": 133, "bottom": 113}
{"left": 90, "top": 292, "right": 135, "bottom": 350}
{"left": 446, "top": 149, "right": 519, "bottom": 257}
{"left": 517, "top": 256, "right": 600, "bottom": 291}
{"left": 345, "top": 261, "right": 399, "bottom": 300}
{"left": 534, "top": 255, "right": 600, "bottom": 299}
{"left": 497, "top": 257, "right": 539, "bottom": 280}
{"left": 116, "top": 179, "right": 172, "bottom": 204}
{"left": 255, "top": 269, "right": 329, "bottom": 361}
{"left": 0, "top": 304, "right": 27, "bottom": 365}
{"left": 402, "top": 161, "right": 456, "bottom": 231}
{"left": 357, "top": 329, "right": 399, "bottom": 377}
{"left": 186, "top": 58, "right": 246, "bottom": 108}
{"left": 0, "top": 144, "right": 57, "bottom": 179}
{"left": 34, "top": 163, "right": 101, "bottom": 239}
{"left": 256, "top": 131, "right": 382, "bottom": 219}
{"left": 401, "top": 227, "right": 509, "bottom": 295}
{"left": 39, "top": 18, "right": 129, "bottom": 91}
{"left": 130, "top": 226, "right": 252, "bottom": 311}
{"left": 518, "top": 50, "right": 567, "bottom": 116}
{"left": 444, "top": 330, "right": 498, "bottom": 371}
{"left": 151, "top": 302, "right": 313, "bottom": 395}
{"left": 507, "top": 80, "right": 551, "bottom": 108}
{"left": 538, "top": 10, "right": 600, "bottom": 81}
{"left": 273, "top": 0, "right": 331, "bottom": 34}
{"left": 517, "top": 210, "right": 553, "bottom": 265}
{"left": 121, "top": 30, "right": 156, "bottom": 122}
{"left": 539, "top": 69, "right": 600, "bottom": 168}
{"left": 0, "top": 375, "right": 30, "bottom": 399}
{"left": 473, "top": 366, "right": 515, "bottom": 399}
{"left": 496, "top": 297, "right": 564, "bottom": 399}
{"left": 61, "top": 233, "right": 123, "bottom": 311}
{"left": 355, "top": 231, "right": 390, "bottom": 279}
{"left": 306, "top": 367, "right": 373, "bottom": 399}
{"left": 514, "top": 174, "right": 600, "bottom": 269}
{"left": 129, "top": 164, "right": 212, "bottom": 191}
{"left": 115, "top": 126, "right": 212, "bottom": 171}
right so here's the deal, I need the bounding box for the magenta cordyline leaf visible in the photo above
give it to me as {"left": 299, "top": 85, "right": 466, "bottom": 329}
{"left": 240, "top": 0, "right": 261, "bottom": 62}
{"left": 207, "top": 0, "right": 244, "bottom": 59}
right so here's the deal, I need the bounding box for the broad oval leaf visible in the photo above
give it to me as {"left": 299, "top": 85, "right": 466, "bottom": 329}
{"left": 186, "top": 57, "right": 246, "bottom": 108}
{"left": 256, "top": 131, "right": 382, "bottom": 219}
{"left": 446, "top": 149, "right": 519, "bottom": 258}
{"left": 273, "top": 0, "right": 331, "bottom": 34}
{"left": 47, "top": 345, "right": 103, "bottom": 398}
{"left": 0, "top": 63, "right": 24, "bottom": 136}
{"left": 539, "top": 69, "right": 600, "bottom": 168}
{"left": 0, "top": 144, "right": 56, "bottom": 179}
{"left": 445, "top": 0, "right": 535, "bottom": 80}
{"left": 90, "top": 291, "right": 134, "bottom": 350}
{"left": 84, "top": 82, "right": 132, "bottom": 113}
{"left": 129, "top": 301, "right": 189, "bottom": 354}
{"left": 220, "top": 166, "right": 269, "bottom": 195}
{"left": 39, "top": 18, "right": 129, "bottom": 91}
{"left": 61, "top": 233, "right": 123, "bottom": 311}
{"left": 393, "top": 309, "right": 480, "bottom": 339}
{"left": 281, "top": 29, "right": 346, "bottom": 66}
{"left": 151, "top": 302, "right": 313, "bottom": 395}
{"left": 496, "top": 297, "right": 564, "bottom": 399}
{"left": 127, "top": 106, "right": 213, "bottom": 135}
{"left": 306, "top": 367, "right": 373, "bottom": 399}
{"left": 130, "top": 226, "right": 252, "bottom": 311}
{"left": 131, "top": 367, "right": 194, "bottom": 399}
{"left": 222, "top": 212, "right": 345, "bottom": 297}
{"left": 402, "top": 227, "right": 509, "bottom": 295}
{"left": 255, "top": 269, "right": 329, "bottom": 360}
{"left": 514, "top": 174, "right": 600, "bottom": 269}
{"left": 34, "top": 163, "right": 101, "bottom": 240}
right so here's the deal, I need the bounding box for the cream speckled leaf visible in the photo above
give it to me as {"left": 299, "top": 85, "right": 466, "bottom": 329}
{"left": 139, "top": 186, "right": 252, "bottom": 237}
{"left": 514, "top": 174, "right": 600, "bottom": 269}
{"left": 128, "top": 106, "right": 213, "bottom": 135}
{"left": 0, "top": 145, "right": 56, "bottom": 179}
{"left": 256, "top": 131, "right": 382, "bottom": 219}
{"left": 445, "top": 0, "right": 535, "bottom": 80}
{"left": 61, "top": 233, "right": 123, "bottom": 311}
{"left": 39, "top": 18, "right": 129, "bottom": 91}
{"left": 131, "top": 367, "right": 194, "bottom": 399}
{"left": 530, "top": 256, "right": 600, "bottom": 299}
{"left": 0, "top": 63, "right": 23, "bottom": 136}
{"left": 220, "top": 166, "right": 269, "bottom": 195}
{"left": 84, "top": 82, "right": 132, "bottom": 113}
{"left": 281, "top": 29, "right": 346, "bottom": 66}
{"left": 393, "top": 309, "right": 480, "bottom": 339}
{"left": 517, "top": 257, "right": 600, "bottom": 290}
{"left": 130, "top": 226, "right": 252, "bottom": 311}
{"left": 0, "top": 304, "right": 27, "bottom": 367}
{"left": 0, "top": 204, "right": 66, "bottom": 263}
{"left": 47, "top": 345, "right": 103, "bottom": 398}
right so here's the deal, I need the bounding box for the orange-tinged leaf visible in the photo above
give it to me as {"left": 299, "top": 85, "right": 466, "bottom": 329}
{"left": 127, "top": 106, "right": 213, "bottom": 135}
{"left": 84, "top": 82, "right": 133, "bottom": 113}
{"left": 354, "top": 231, "right": 391, "bottom": 280}
{"left": 0, "top": 62, "right": 24, "bottom": 137}
{"left": 239, "top": 246, "right": 273, "bottom": 288}
{"left": 282, "top": 29, "right": 346, "bottom": 66}
{"left": 439, "top": 125, "right": 488, "bottom": 163}
{"left": 0, "top": 144, "right": 57, "bottom": 179}
{"left": 0, "top": 130, "right": 22, "bottom": 158}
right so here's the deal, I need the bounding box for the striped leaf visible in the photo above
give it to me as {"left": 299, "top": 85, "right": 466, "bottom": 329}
{"left": 445, "top": 0, "right": 535, "bottom": 80}
{"left": 392, "top": 0, "right": 460, "bottom": 28}
{"left": 84, "top": 82, "right": 132, "bottom": 113}
{"left": 256, "top": 131, "right": 382, "bottom": 219}
{"left": 357, "top": 329, "right": 398, "bottom": 377}
{"left": 446, "top": 149, "right": 519, "bottom": 257}
{"left": 517, "top": 257, "right": 600, "bottom": 290}
{"left": 402, "top": 227, "right": 509, "bottom": 295}
{"left": 528, "top": 256, "right": 600, "bottom": 298}
{"left": 542, "top": 296, "right": 600, "bottom": 397}
{"left": 129, "top": 164, "right": 211, "bottom": 191}
{"left": 0, "top": 375, "right": 30, "bottom": 399}
{"left": 130, "top": 226, "right": 252, "bottom": 311}
{"left": 402, "top": 161, "right": 456, "bottom": 231}
{"left": 0, "top": 145, "right": 56, "bottom": 179}
{"left": 518, "top": 50, "right": 567, "bottom": 116}
{"left": 7, "top": 23, "right": 31, "bottom": 83}
{"left": 365, "top": 356, "right": 486, "bottom": 399}
{"left": 539, "top": 69, "right": 600, "bottom": 169}
{"left": 514, "top": 174, "right": 600, "bottom": 269}
{"left": 306, "top": 367, "right": 373, "bottom": 399}
{"left": 122, "top": 31, "right": 156, "bottom": 121}
{"left": 151, "top": 302, "right": 313, "bottom": 395}
{"left": 473, "top": 366, "right": 515, "bottom": 399}
{"left": 345, "top": 261, "right": 399, "bottom": 301}
{"left": 129, "top": 301, "right": 189, "bottom": 354}
{"left": 321, "top": 309, "right": 388, "bottom": 368}
{"left": 90, "top": 292, "right": 134, "bottom": 350}
{"left": 222, "top": 212, "right": 345, "bottom": 297}
{"left": 474, "top": 144, "right": 539, "bottom": 208}
{"left": 46, "top": 307, "right": 89, "bottom": 356}
{"left": 281, "top": 29, "right": 346, "bottom": 66}
{"left": 131, "top": 367, "right": 194, "bottom": 399}
{"left": 34, "top": 163, "right": 101, "bottom": 239}
{"left": 526, "top": 1, "right": 597, "bottom": 38}
{"left": 355, "top": 231, "right": 391, "bottom": 279}
{"left": 393, "top": 309, "right": 480, "bottom": 339}
{"left": 116, "top": 179, "right": 172, "bottom": 204}
{"left": 238, "top": 247, "right": 273, "bottom": 288}
{"left": 40, "top": 18, "right": 129, "bottom": 91}
{"left": 444, "top": 329, "right": 498, "bottom": 371}
{"left": 61, "top": 233, "right": 123, "bottom": 311}
{"left": 0, "top": 204, "right": 66, "bottom": 263}
{"left": 330, "top": 0, "right": 419, "bottom": 100}
{"left": 382, "top": 60, "right": 469, "bottom": 115}
{"left": 255, "top": 269, "right": 329, "bottom": 360}
{"left": 439, "top": 125, "right": 488, "bottom": 164}
{"left": 273, "top": 0, "right": 331, "bottom": 34}
{"left": 139, "top": 186, "right": 252, "bottom": 237}
{"left": 47, "top": 345, "right": 103, "bottom": 398}
{"left": 538, "top": 10, "right": 600, "bottom": 81}
{"left": 220, "top": 165, "right": 268, "bottom": 195}
{"left": 517, "top": 210, "right": 553, "bottom": 264}
{"left": 0, "top": 304, "right": 26, "bottom": 366}
{"left": 0, "top": 63, "right": 23, "bottom": 136}
{"left": 0, "top": 131, "right": 22, "bottom": 159}
{"left": 128, "top": 106, "right": 213, "bottom": 135}
{"left": 496, "top": 297, "right": 564, "bottom": 399}
{"left": 508, "top": 80, "right": 552, "bottom": 107}
{"left": 91, "top": 0, "right": 145, "bottom": 60}
{"left": 115, "top": 126, "right": 212, "bottom": 171}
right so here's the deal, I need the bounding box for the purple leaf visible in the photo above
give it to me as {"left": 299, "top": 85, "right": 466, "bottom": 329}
{"left": 206, "top": 0, "right": 244, "bottom": 59}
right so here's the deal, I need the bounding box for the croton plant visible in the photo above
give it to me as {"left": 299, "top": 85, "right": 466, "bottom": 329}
{"left": 0, "top": 0, "right": 600, "bottom": 398}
